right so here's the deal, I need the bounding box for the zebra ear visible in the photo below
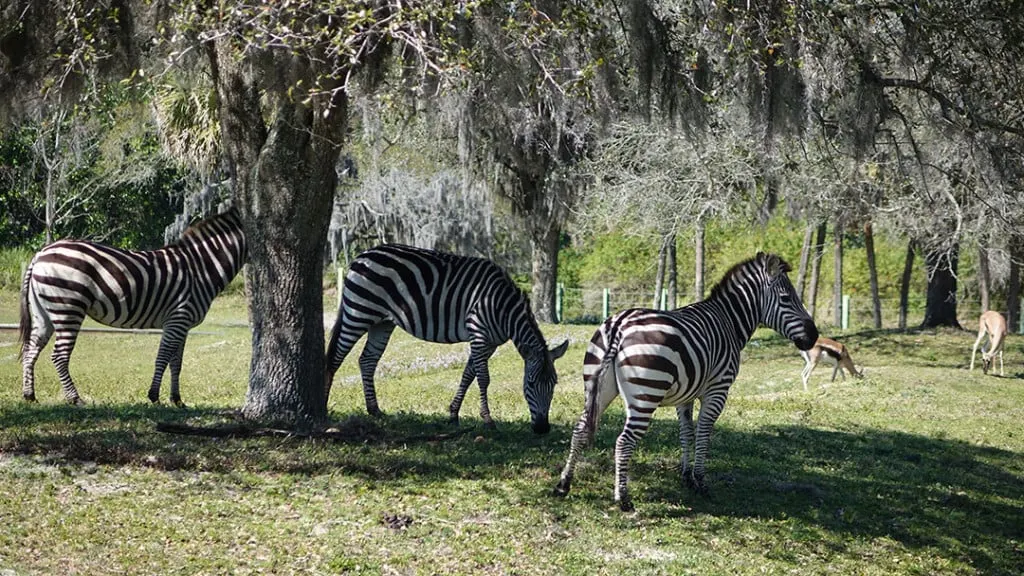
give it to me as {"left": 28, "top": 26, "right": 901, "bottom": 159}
{"left": 764, "top": 253, "right": 789, "bottom": 278}
{"left": 549, "top": 340, "right": 569, "bottom": 361}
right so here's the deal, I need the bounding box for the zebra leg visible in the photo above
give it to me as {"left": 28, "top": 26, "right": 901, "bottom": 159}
{"left": 689, "top": 388, "right": 731, "bottom": 495}
{"left": 21, "top": 320, "right": 54, "bottom": 403}
{"left": 448, "top": 343, "right": 496, "bottom": 426}
{"left": 448, "top": 360, "right": 476, "bottom": 425}
{"left": 50, "top": 322, "right": 86, "bottom": 405}
{"left": 472, "top": 345, "right": 498, "bottom": 427}
{"left": 554, "top": 370, "right": 619, "bottom": 497}
{"left": 359, "top": 322, "right": 396, "bottom": 417}
{"left": 677, "top": 403, "right": 697, "bottom": 491}
{"left": 168, "top": 331, "right": 189, "bottom": 407}
{"left": 149, "top": 327, "right": 187, "bottom": 404}
{"left": 324, "top": 308, "right": 374, "bottom": 401}
{"left": 614, "top": 418, "right": 650, "bottom": 512}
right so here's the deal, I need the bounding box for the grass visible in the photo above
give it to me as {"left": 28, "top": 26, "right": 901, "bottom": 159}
{"left": 1, "top": 291, "right": 1022, "bottom": 575}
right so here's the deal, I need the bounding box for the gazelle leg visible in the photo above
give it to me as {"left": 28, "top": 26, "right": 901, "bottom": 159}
{"left": 970, "top": 330, "right": 986, "bottom": 371}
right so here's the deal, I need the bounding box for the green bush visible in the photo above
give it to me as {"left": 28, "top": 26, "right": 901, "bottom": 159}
{"left": 0, "top": 247, "right": 34, "bottom": 291}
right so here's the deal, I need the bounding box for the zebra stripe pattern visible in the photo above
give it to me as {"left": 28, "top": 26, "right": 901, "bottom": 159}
{"left": 325, "top": 244, "right": 568, "bottom": 434}
{"left": 17, "top": 208, "right": 246, "bottom": 406}
{"left": 553, "top": 252, "right": 818, "bottom": 511}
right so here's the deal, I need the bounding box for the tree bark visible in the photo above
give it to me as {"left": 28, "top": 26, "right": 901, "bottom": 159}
{"left": 864, "top": 221, "right": 882, "bottom": 329}
{"left": 694, "top": 221, "right": 705, "bottom": 303}
{"left": 808, "top": 221, "right": 827, "bottom": 320}
{"left": 833, "top": 219, "right": 844, "bottom": 327}
{"left": 652, "top": 235, "right": 667, "bottom": 309}
{"left": 1008, "top": 243, "right": 1021, "bottom": 331}
{"left": 978, "top": 245, "right": 991, "bottom": 312}
{"left": 921, "top": 245, "right": 961, "bottom": 329}
{"left": 211, "top": 42, "right": 346, "bottom": 428}
{"left": 795, "top": 222, "right": 814, "bottom": 300}
{"left": 899, "top": 239, "right": 915, "bottom": 330}
{"left": 530, "top": 218, "right": 560, "bottom": 323}
{"left": 666, "top": 232, "right": 677, "bottom": 308}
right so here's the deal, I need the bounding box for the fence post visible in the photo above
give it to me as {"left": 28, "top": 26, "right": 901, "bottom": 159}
{"left": 842, "top": 294, "right": 850, "bottom": 330}
{"left": 602, "top": 288, "right": 610, "bottom": 320}
{"left": 556, "top": 283, "right": 564, "bottom": 323}
{"left": 660, "top": 288, "right": 667, "bottom": 310}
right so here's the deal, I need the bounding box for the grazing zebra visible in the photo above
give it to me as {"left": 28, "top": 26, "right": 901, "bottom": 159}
{"left": 325, "top": 244, "right": 568, "bottom": 434}
{"left": 553, "top": 252, "right": 818, "bottom": 511}
{"left": 17, "top": 208, "right": 246, "bottom": 406}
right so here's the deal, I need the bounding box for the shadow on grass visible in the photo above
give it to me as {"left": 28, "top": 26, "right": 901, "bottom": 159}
{"left": 1, "top": 402, "right": 1021, "bottom": 573}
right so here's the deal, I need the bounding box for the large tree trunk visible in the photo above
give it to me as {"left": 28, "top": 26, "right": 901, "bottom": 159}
{"left": 833, "top": 220, "right": 844, "bottom": 327}
{"left": 652, "top": 235, "right": 667, "bottom": 309}
{"left": 978, "top": 245, "right": 991, "bottom": 312}
{"left": 921, "top": 245, "right": 961, "bottom": 329}
{"left": 1007, "top": 244, "right": 1021, "bottom": 331}
{"left": 796, "top": 222, "right": 814, "bottom": 300}
{"left": 694, "top": 221, "right": 705, "bottom": 303}
{"left": 864, "top": 221, "right": 882, "bottom": 329}
{"left": 808, "top": 221, "right": 827, "bottom": 319}
{"left": 212, "top": 43, "right": 345, "bottom": 428}
{"left": 666, "top": 232, "right": 677, "bottom": 309}
{"left": 530, "top": 218, "right": 560, "bottom": 323}
{"left": 899, "top": 239, "right": 915, "bottom": 330}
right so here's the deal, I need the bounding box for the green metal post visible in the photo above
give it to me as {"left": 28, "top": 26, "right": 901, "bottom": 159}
{"left": 660, "top": 288, "right": 667, "bottom": 310}
{"left": 842, "top": 294, "right": 850, "bottom": 330}
{"left": 602, "top": 288, "right": 610, "bottom": 319}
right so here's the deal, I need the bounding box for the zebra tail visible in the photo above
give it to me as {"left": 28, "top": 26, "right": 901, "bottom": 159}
{"left": 16, "top": 261, "right": 32, "bottom": 361}
{"left": 583, "top": 331, "right": 620, "bottom": 446}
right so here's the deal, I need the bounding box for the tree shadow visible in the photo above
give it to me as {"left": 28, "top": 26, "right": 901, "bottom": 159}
{"left": 2, "top": 402, "right": 1021, "bottom": 573}
{"left": 569, "top": 417, "right": 1024, "bottom": 575}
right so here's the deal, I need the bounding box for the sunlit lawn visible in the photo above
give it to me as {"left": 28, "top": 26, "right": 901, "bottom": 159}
{"left": 0, "top": 290, "right": 1022, "bottom": 575}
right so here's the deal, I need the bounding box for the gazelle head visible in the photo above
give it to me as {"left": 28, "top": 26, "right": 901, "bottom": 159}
{"left": 757, "top": 252, "right": 819, "bottom": 351}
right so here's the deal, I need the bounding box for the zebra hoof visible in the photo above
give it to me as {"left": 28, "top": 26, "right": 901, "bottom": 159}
{"left": 482, "top": 420, "right": 497, "bottom": 430}
{"left": 552, "top": 478, "right": 572, "bottom": 497}
{"left": 67, "top": 397, "right": 85, "bottom": 407}
{"left": 447, "top": 414, "right": 460, "bottom": 426}
{"left": 618, "top": 498, "right": 635, "bottom": 513}
{"left": 23, "top": 393, "right": 37, "bottom": 403}
{"left": 148, "top": 391, "right": 160, "bottom": 404}
{"left": 172, "top": 398, "right": 187, "bottom": 409}
{"left": 686, "top": 472, "right": 709, "bottom": 496}
{"left": 367, "top": 408, "right": 385, "bottom": 419}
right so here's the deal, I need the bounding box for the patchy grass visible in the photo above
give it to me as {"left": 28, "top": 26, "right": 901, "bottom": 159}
{"left": 1, "top": 293, "right": 1022, "bottom": 575}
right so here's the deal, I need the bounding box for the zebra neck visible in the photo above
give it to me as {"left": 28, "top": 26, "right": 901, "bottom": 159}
{"left": 704, "top": 282, "right": 761, "bottom": 345}
{"left": 507, "top": 302, "right": 547, "bottom": 361}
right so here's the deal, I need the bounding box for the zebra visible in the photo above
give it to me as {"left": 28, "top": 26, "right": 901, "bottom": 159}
{"left": 325, "top": 244, "right": 568, "bottom": 434}
{"left": 553, "top": 252, "right": 818, "bottom": 511}
{"left": 17, "top": 208, "right": 246, "bottom": 406}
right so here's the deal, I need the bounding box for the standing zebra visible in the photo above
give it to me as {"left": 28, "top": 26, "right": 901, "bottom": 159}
{"left": 18, "top": 208, "right": 246, "bottom": 406}
{"left": 325, "top": 244, "right": 568, "bottom": 434}
{"left": 553, "top": 252, "right": 818, "bottom": 511}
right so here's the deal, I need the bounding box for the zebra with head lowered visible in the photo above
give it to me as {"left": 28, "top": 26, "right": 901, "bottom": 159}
{"left": 553, "top": 252, "right": 818, "bottom": 511}
{"left": 18, "top": 208, "right": 246, "bottom": 406}
{"left": 325, "top": 244, "right": 568, "bottom": 434}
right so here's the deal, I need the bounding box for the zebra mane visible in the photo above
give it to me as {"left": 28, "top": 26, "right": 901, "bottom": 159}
{"left": 708, "top": 252, "right": 792, "bottom": 300}
{"left": 169, "top": 208, "right": 241, "bottom": 248}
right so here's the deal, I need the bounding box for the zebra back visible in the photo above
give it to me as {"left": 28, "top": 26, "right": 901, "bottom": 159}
{"left": 25, "top": 208, "right": 246, "bottom": 330}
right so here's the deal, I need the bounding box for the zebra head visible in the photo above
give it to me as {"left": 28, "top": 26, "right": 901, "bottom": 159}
{"left": 757, "top": 252, "right": 819, "bottom": 351}
{"left": 523, "top": 339, "right": 569, "bottom": 434}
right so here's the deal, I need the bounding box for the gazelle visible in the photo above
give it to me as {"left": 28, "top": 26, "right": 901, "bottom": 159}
{"left": 970, "top": 310, "right": 1008, "bottom": 376}
{"left": 800, "top": 337, "right": 862, "bottom": 391}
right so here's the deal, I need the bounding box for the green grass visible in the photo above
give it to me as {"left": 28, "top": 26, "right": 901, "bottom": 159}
{"left": 1, "top": 292, "right": 1022, "bottom": 575}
